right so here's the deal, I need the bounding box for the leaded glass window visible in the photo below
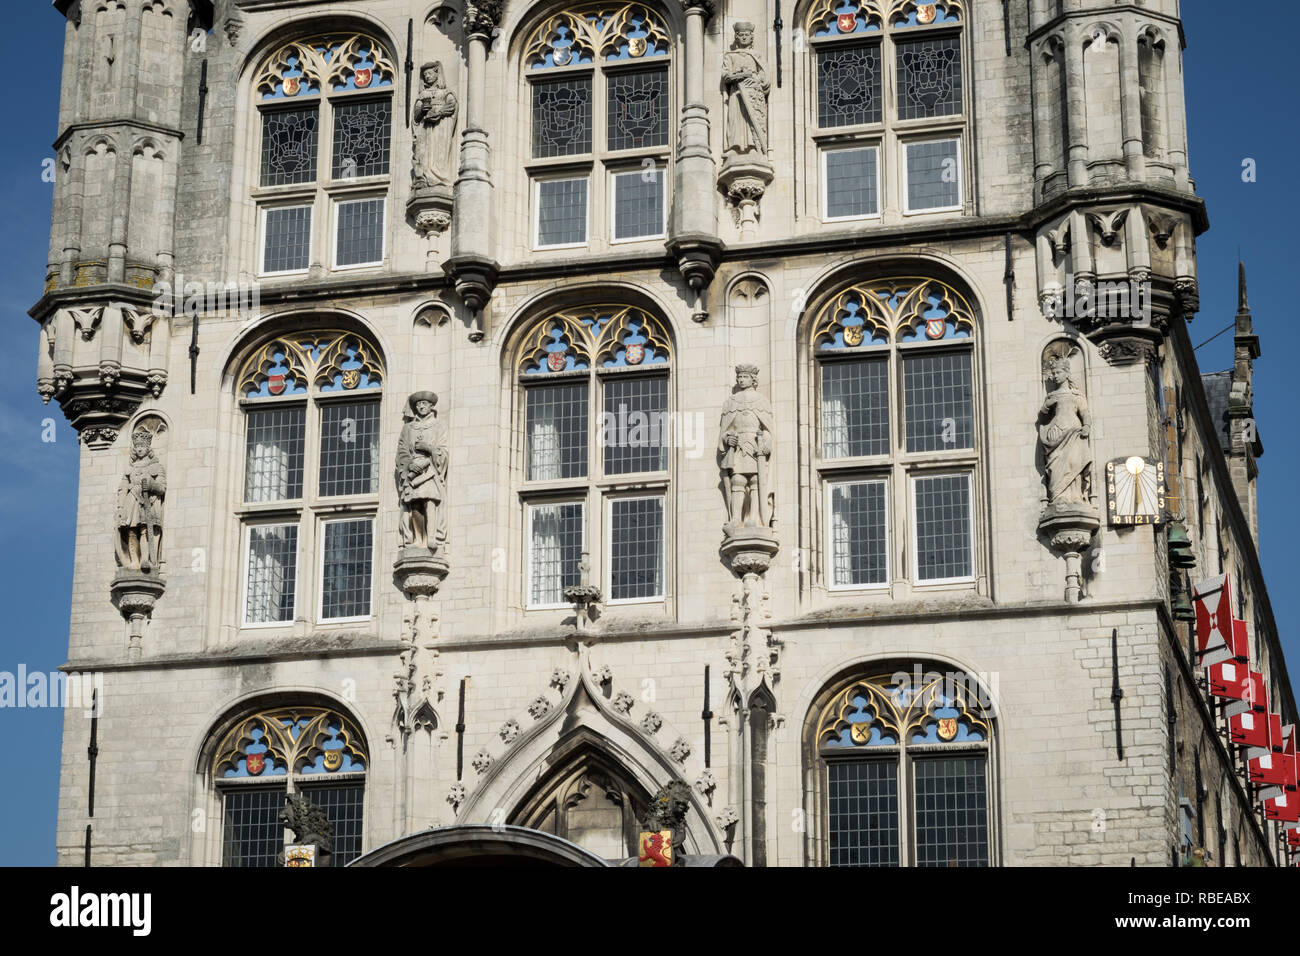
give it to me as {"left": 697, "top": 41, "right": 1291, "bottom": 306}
{"left": 812, "top": 278, "right": 978, "bottom": 590}
{"left": 524, "top": 5, "right": 673, "bottom": 247}
{"left": 815, "top": 667, "right": 994, "bottom": 867}
{"left": 533, "top": 77, "right": 594, "bottom": 158}
{"left": 518, "top": 306, "right": 673, "bottom": 607}
{"left": 331, "top": 99, "right": 392, "bottom": 179}
{"left": 913, "top": 473, "right": 973, "bottom": 582}
{"left": 609, "top": 496, "right": 664, "bottom": 601}
{"left": 896, "top": 36, "right": 962, "bottom": 120}
{"left": 817, "top": 44, "right": 882, "bottom": 128}
{"left": 807, "top": 7, "right": 964, "bottom": 222}
{"left": 261, "top": 108, "right": 319, "bottom": 186}
{"left": 253, "top": 32, "right": 396, "bottom": 275}
{"left": 607, "top": 68, "right": 668, "bottom": 150}
{"left": 823, "top": 146, "right": 880, "bottom": 220}
{"left": 213, "top": 706, "right": 369, "bottom": 867}
{"left": 236, "top": 331, "right": 384, "bottom": 627}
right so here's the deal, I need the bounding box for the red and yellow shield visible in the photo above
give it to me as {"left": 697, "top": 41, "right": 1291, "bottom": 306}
{"left": 937, "top": 717, "right": 958, "bottom": 741}
{"left": 246, "top": 752, "right": 266, "bottom": 775}
{"left": 353, "top": 67, "right": 373, "bottom": 89}
{"left": 837, "top": 12, "right": 858, "bottom": 33}
{"left": 341, "top": 368, "right": 360, "bottom": 390}
{"left": 638, "top": 830, "right": 673, "bottom": 867}
{"left": 925, "top": 317, "right": 946, "bottom": 340}
{"left": 625, "top": 343, "right": 645, "bottom": 365}
{"left": 916, "top": 4, "right": 938, "bottom": 25}
{"left": 547, "top": 350, "right": 567, "bottom": 372}
{"left": 283, "top": 76, "right": 301, "bottom": 97}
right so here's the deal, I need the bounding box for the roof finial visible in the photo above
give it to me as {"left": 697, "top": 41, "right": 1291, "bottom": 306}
{"left": 1237, "top": 258, "right": 1249, "bottom": 313}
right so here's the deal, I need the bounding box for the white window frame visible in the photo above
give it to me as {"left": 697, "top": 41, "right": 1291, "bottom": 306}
{"left": 525, "top": 499, "right": 587, "bottom": 610}
{"left": 241, "top": 520, "right": 301, "bottom": 628}
{"left": 330, "top": 195, "right": 387, "bottom": 270}
{"left": 901, "top": 136, "right": 963, "bottom": 215}
{"left": 533, "top": 174, "right": 591, "bottom": 250}
{"left": 258, "top": 202, "right": 314, "bottom": 277}
{"left": 609, "top": 165, "right": 667, "bottom": 243}
{"left": 605, "top": 493, "right": 666, "bottom": 605}
{"left": 825, "top": 478, "right": 890, "bottom": 591}
{"left": 820, "top": 144, "right": 883, "bottom": 223}
{"left": 317, "top": 514, "right": 378, "bottom": 624}
{"left": 908, "top": 471, "right": 975, "bottom": 586}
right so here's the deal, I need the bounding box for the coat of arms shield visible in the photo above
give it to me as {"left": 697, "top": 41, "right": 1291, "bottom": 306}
{"left": 547, "top": 350, "right": 567, "bottom": 372}
{"left": 283, "top": 76, "right": 301, "bottom": 96}
{"left": 246, "top": 752, "right": 266, "bottom": 775}
{"left": 624, "top": 343, "right": 645, "bottom": 365}
{"left": 937, "top": 717, "right": 958, "bottom": 740}
{"left": 638, "top": 830, "right": 673, "bottom": 867}
{"left": 353, "top": 67, "right": 373, "bottom": 88}
{"left": 925, "top": 317, "right": 946, "bottom": 339}
{"left": 837, "top": 12, "right": 858, "bottom": 33}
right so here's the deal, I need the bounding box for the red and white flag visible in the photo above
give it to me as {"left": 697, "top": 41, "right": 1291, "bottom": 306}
{"left": 1193, "top": 573, "right": 1235, "bottom": 666}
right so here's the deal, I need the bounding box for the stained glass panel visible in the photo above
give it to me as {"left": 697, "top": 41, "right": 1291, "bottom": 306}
{"left": 607, "top": 68, "right": 668, "bottom": 151}
{"left": 261, "top": 107, "right": 319, "bottom": 186}
{"left": 896, "top": 35, "right": 962, "bottom": 119}
{"left": 817, "top": 43, "right": 882, "bottom": 128}
{"left": 532, "top": 76, "right": 593, "bottom": 158}
{"left": 331, "top": 99, "right": 392, "bottom": 179}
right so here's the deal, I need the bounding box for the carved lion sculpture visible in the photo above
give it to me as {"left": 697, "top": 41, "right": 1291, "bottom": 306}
{"left": 643, "top": 780, "right": 694, "bottom": 832}
{"left": 280, "top": 793, "right": 334, "bottom": 853}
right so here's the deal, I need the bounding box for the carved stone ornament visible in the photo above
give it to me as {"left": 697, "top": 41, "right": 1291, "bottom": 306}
{"left": 677, "top": 0, "right": 717, "bottom": 19}
{"left": 528, "top": 695, "right": 552, "bottom": 720}
{"left": 722, "top": 22, "right": 769, "bottom": 157}
{"left": 1097, "top": 338, "right": 1157, "bottom": 366}
{"left": 695, "top": 768, "right": 717, "bottom": 798}
{"left": 395, "top": 391, "right": 449, "bottom": 553}
{"left": 550, "top": 668, "right": 571, "bottom": 692}
{"left": 613, "top": 691, "right": 636, "bottom": 714}
{"left": 1087, "top": 209, "right": 1128, "bottom": 247}
{"left": 594, "top": 664, "right": 614, "bottom": 686}
{"left": 719, "top": 364, "right": 780, "bottom": 574}
{"left": 472, "top": 748, "right": 493, "bottom": 774}
{"left": 463, "top": 0, "right": 503, "bottom": 37}
{"left": 115, "top": 423, "right": 166, "bottom": 575}
{"left": 446, "top": 781, "right": 467, "bottom": 809}
{"left": 640, "top": 711, "right": 663, "bottom": 735}
{"left": 669, "top": 737, "right": 692, "bottom": 763}
{"left": 499, "top": 718, "right": 521, "bottom": 744}
{"left": 1174, "top": 277, "right": 1200, "bottom": 316}
{"left": 715, "top": 805, "right": 740, "bottom": 829}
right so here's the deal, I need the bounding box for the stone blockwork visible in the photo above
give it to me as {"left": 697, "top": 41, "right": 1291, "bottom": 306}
{"left": 39, "top": 0, "right": 1295, "bottom": 867}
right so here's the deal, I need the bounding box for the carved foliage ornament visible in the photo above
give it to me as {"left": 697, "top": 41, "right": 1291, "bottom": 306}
{"left": 815, "top": 670, "right": 992, "bottom": 749}
{"left": 524, "top": 3, "right": 670, "bottom": 68}
{"left": 237, "top": 330, "right": 384, "bottom": 398}
{"left": 213, "top": 708, "right": 368, "bottom": 779}
{"left": 518, "top": 305, "right": 672, "bottom": 374}
{"left": 806, "top": 0, "right": 962, "bottom": 35}
{"left": 812, "top": 277, "right": 976, "bottom": 351}
{"left": 255, "top": 33, "right": 397, "bottom": 100}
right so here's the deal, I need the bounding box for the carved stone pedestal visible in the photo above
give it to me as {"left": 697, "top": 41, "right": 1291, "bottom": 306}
{"left": 110, "top": 570, "right": 166, "bottom": 660}
{"left": 442, "top": 254, "right": 499, "bottom": 340}
{"left": 393, "top": 548, "right": 450, "bottom": 598}
{"left": 718, "top": 158, "right": 774, "bottom": 243}
{"left": 408, "top": 185, "right": 453, "bottom": 259}
{"left": 720, "top": 527, "right": 780, "bottom": 577}
{"left": 1039, "top": 504, "right": 1099, "bottom": 603}
{"left": 666, "top": 234, "right": 724, "bottom": 323}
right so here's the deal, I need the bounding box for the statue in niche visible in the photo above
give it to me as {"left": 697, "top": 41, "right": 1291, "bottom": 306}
{"left": 412, "top": 61, "right": 459, "bottom": 191}
{"left": 396, "top": 392, "right": 449, "bottom": 551}
{"left": 722, "top": 21, "right": 770, "bottom": 156}
{"left": 1038, "top": 348, "right": 1093, "bottom": 506}
{"left": 115, "top": 424, "right": 166, "bottom": 574}
{"left": 719, "top": 364, "right": 775, "bottom": 531}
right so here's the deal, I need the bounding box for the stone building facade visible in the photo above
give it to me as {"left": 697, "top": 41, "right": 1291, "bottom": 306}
{"left": 33, "top": 0, "right": 1295, "bottom": 866}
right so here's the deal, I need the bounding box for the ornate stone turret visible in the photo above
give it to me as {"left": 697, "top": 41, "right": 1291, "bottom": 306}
{"left": 1027, "top": 0, "right": 1204, "bottom": 365}
{"left": 34, "top": 1, "right": 206, "bottom": 446}
{"left": 1223, "top": 262, "right": 1262, "bottom": 544}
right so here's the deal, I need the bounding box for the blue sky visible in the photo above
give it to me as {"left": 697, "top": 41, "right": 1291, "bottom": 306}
{"left": 0, "top": 5, "right": 1294, "bottom": 865}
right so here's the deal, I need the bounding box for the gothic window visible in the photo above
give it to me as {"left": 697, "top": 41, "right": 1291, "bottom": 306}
{"left": 212, "top": 706, "right": 368, "bottom": 866}
{"left": 234, "top": 330, "right": 384, "bottom": 626}
{"left": 252, "top": 34, "right": 397, "bottom": 275}
{"left": 812, "top": 278, "right": 977, "bottom": 589}
{"left": 515, "top": 305, "right": 672, "bottom": 607}
{"left": 805, "top": 1, "right": 966, "bottom": 221}
{"left": 810, "top": 667, "right": 994, "bottom": 866}
{"left": 523, "top": 4, "right": 672, "bottom": 248}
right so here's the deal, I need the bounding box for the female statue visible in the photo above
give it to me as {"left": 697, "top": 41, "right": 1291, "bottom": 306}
{"left": 1038, "top": 354, "right": 1093, "bottom": 505}
{"left": 412, "top": 61, "right": 458, "bottom": 190}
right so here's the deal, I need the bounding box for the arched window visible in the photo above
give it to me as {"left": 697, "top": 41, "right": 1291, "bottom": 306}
{"left": 811, "top": 277, "right": 977, "bottom": 589}
{"left": 252, "top": 33, "right": 397, "bottom": 275}
{"left": 514, "top": 305, "right": 673, "bottom": 607}
{"left": 805, "top": 1, "right": 965, "bottom": 220}
{"left": 212, "top": 705, "right": 368, "bottom": 866}
{"left": 234, "top": 329, "right": 384, "bottom": 626}
{"left": 522, "top": 4, "right": 673, "bottom": 249}
{"left": 809, "top": 666, "right": 994, "bottom": 866}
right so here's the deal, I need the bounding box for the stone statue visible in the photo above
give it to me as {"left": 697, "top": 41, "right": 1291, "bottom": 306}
{"left": 719, "top": 364, "right": 776, "bottom": 531}
{"left": 396, "top": 392, "right": 449, "bottom": 551}
{"left": 722, "top": 21, "right": 769, "bottom": 156}
{"left": 280, "top": 793, "right": 333, "bottom": 855}
{"left": 412, "top": 61, "right": 458, "bottom": 191}
{"left": 1038, "top": 352, "right": 1093, "bottom": 505}
{"left": 115, "top": 425, "right": 166, "bottom": 574}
